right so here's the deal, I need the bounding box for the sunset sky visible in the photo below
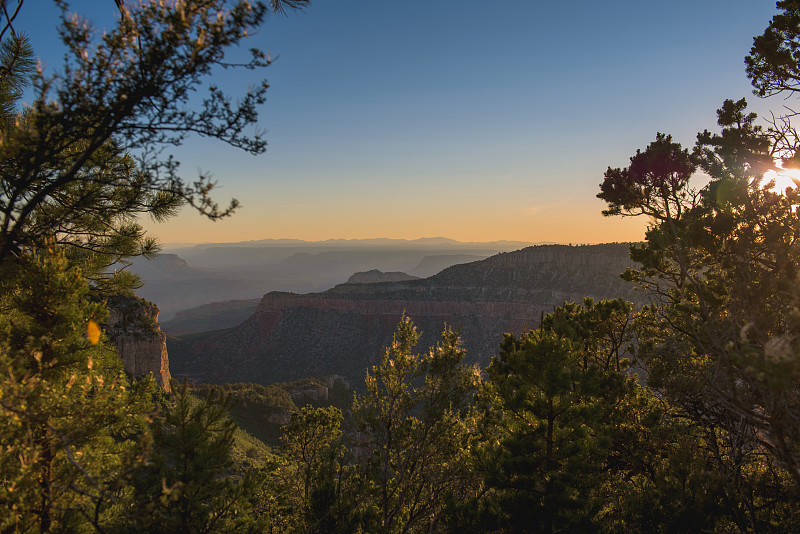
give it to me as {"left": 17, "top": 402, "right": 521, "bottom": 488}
{"left": 19, "top": 1, "right": 786, "bottom": 244}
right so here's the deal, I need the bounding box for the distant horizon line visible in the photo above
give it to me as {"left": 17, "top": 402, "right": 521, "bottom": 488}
{"left": 158, "top": 237, "right": 637, "bottom": 249}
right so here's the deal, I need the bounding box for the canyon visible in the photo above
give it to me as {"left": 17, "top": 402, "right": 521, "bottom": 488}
{"left": 167, "top": 243, "right": 643, "bottom": 387}
{"left": 132, "top": 238, "right": 528, "bottom": 320}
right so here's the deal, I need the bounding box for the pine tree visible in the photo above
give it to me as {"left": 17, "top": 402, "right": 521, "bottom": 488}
{"left": 0, "top": 0, "right": 308, "bottom": 290}
{"left": 353, "top": 315, "right": 480, "bottom": 533}
{"left": 478, "top": 327, "right": 634, "bottom": 533}
{"left": 598, "top": 99, "right": 800, "bottom": 520}
{"left": 259, "top": 405, "right": 364, "bottom": 533}
{"left": 125, "top": 382, "right": 259, "bottom": 534}
{"left": 0, "top": 246, "right": 153, "bottom": 532}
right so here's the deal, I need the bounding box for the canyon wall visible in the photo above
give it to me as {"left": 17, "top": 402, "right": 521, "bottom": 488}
{"left": 168, "top": 244, "right": 643, "bottom": 388}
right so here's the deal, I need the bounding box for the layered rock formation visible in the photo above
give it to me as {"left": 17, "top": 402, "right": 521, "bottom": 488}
{"left": 168, "top": 244, "right": 643, "bottom": 387}
{"left": 106, "top": 296, "right": 172, "bottom": 392}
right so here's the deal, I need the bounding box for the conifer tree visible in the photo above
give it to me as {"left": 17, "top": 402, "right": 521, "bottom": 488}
{"left": 259, "top": 405, "right": 366, "bottom": 533}
{"left": 0, "top": 246, "right": 153, "bottom": 532}
{"left": 352, "top": 315, "right": 480, "bottom": 533}
{"left": 598, "top": 99, "right": 800, "bottom": 510}
{"left": 597, "top": 1, "right": 800, "bottom": 521}
{"left": 0, "top": 0, "right": 308, "bottom": 290}
{"left": 125, "top": 382, "right": 259, "bottom": 534}
{"left": 0, "top": 1, "right": 311, "bottom": 530}
{"left": 477, "top": 327, "right": 635, "bottom": 533}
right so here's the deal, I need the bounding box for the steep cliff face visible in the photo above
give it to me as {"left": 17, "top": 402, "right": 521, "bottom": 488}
{"left": 106, "top": 296, "right": 172, "bottom": 392}
{"left": 168, "top": 244, "right": 642, "bottom": 387}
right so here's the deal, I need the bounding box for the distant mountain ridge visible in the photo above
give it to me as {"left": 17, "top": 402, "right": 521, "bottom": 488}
{"left": 167, "top": 243, "right": 642, "bottom": 387}
{"left": 136, "top": 238, "right": 530, "bottom": 319}
{"left": 167, "top": 237, "right": 539, "bottom": 250}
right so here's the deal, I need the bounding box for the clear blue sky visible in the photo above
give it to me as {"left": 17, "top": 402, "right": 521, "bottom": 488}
{"left": 17, "top": 1, "right": 784, "bottom": 243}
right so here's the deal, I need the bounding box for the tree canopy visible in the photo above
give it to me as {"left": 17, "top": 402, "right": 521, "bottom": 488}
{"left": 7, "top": 0, "right": 800, "bottom": 532}
{"left": 0, "top": 0, "right": 307, "bottom": 289}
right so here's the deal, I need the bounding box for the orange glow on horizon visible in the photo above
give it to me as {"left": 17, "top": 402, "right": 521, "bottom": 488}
{"left": 140, "top": 205, "right": 648, "bottom": 246}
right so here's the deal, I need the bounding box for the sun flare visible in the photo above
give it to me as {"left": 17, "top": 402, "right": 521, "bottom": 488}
{"left": 764, "top": 166, "right": 800, "bottom": 194}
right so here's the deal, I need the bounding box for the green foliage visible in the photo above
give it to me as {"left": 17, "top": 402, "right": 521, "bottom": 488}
{"left": 0, "top": 0, "right": 308, "bottom": 290}
{"left": 0, "top": 247, "right": 153, "bottom": 533}
{"left": 227, "top": 424, "right": 273, "bottom": 473}
{"left": 352, "top": 315, "right": 481, "bottom": 533}
{"left": 280, "top": 405, "right": 343, "bottom": 503}
{"left": 257, "top": 405, "right": 361, "bottom": 533}
{"left": 598, "top": 5, "right": 800, "bottom": 521}
{"left": 747, "top": 0, "right": 800, "bottom": 97}
{"left": 0, "top": 32, "right": 34, "bottom": 129}
{"left": 10, "top": 2, "right": 800, "bottom": 532}
{"left": 599, "top": 132, "right": 696, "bottom": 219}
{"left": 476, "top": 317, "right": 636, "bottom": 533}
{"left": 0, "top": 1, "right": 361, "bottom": 532}
{"left": 193, "top": 381, "right": 299, "bottom": 446}
{"left": 194, "top": 381, "right": 298, "bottom": 417}
{"left": 600, "top": 97, "right": 800, "bottom": 504}
{"left": 126, "top": 381, "right": 259, "bottom": 533}
{"left": 541, "top": 297, "right": 636, "bottom": 372}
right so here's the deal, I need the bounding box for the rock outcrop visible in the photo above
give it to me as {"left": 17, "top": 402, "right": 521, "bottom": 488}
{"left": 106, "top": 296, "right": 172, "bottom": 392}
{"left": 168, "top": 244, "right": 643, "bottom": 388}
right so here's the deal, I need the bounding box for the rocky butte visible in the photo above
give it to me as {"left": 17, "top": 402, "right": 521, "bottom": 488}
{"left": 106, "top": 296, "right": 172, "bottom": 392}
{"left": 168, "top": 243, "right": 643, "bottom": 387}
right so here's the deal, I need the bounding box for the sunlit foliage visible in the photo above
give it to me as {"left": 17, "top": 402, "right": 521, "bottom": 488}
{"left": 0, "top": 247, "right": 153, "bottom": 532}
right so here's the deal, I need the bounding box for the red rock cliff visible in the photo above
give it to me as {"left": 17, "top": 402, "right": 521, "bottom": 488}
{"left": 107, "top": 297, "right": 172, "bottom": 392}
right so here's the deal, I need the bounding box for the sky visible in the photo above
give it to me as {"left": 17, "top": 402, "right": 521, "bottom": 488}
{"left": 16, "top": 1, "right": 787, "bottom": 244}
